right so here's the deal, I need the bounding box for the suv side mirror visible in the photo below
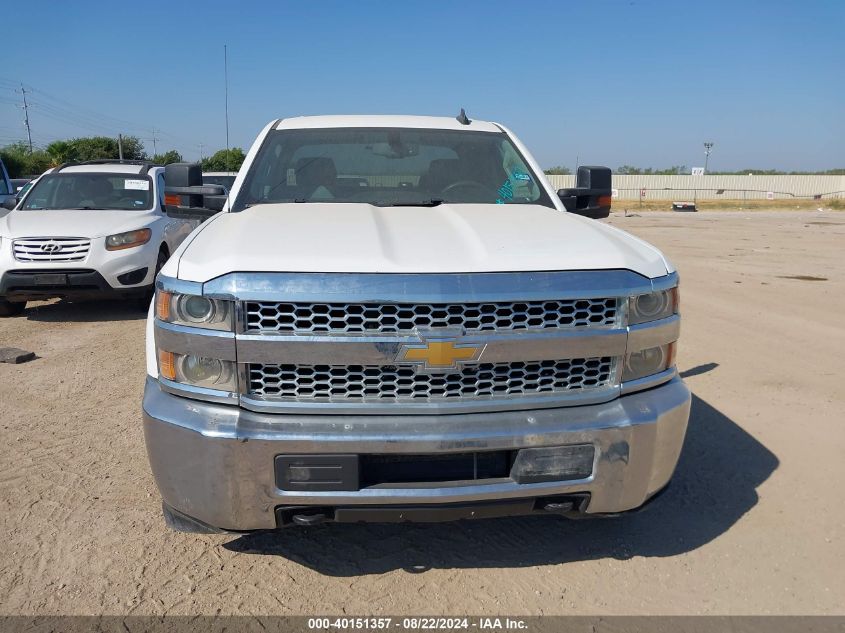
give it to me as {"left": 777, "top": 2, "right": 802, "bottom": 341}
{"left": 557, "top": 166, "right": 612, "bottom": 219}
{"left": 2, "top": 196, "right": 17, "bottom": 211}
{"left": 164, "top": 163, "right": 226, "bottom": 219}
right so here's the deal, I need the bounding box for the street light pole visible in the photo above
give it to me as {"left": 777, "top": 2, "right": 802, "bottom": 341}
{"left": 703, "top": 142, "right": 714, "bottom": 174}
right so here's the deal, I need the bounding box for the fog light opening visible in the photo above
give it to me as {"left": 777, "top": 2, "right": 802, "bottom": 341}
{"left": 511, "top": 445, "right": 595, "bottom": 484}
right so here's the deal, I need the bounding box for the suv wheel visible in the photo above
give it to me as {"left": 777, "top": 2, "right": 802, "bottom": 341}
{"left": 0, "top": 298, "right": 26, "bottom": 317}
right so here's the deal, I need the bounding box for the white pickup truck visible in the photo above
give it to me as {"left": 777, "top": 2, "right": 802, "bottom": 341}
{"left": 144, "top": 114, "right": 690, "bottom": 532}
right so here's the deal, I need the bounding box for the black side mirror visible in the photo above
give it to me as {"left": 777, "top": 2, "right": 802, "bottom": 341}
{"left": 1, "top": 197, "right": 17, "bottom": 211}
{"left": 557, "top": 166, "right": 612, "bottom": 219}
{"left": 203, "top": 194, "right": 227, "bottom": 213}
{"left": 164, "top": 163, "right": 226, "bottom": 219}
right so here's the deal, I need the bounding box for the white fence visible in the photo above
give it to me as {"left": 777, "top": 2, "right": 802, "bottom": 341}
{"left": 545, "top": 174, "right": 845, "bottom": 200}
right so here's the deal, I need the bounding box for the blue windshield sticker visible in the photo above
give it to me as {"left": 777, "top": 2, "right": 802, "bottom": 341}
{"left": 496, "top": 178, "right": 514, "bottom": 204}
{"left": 512, "top": 171, "right": 531, "bottom": 182}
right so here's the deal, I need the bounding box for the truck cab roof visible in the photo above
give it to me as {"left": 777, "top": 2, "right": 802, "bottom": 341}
{"left": 59, "top": 162, "right": 158, "bottom": 175}
{"left": 274, "top": 114, "right": 503, "bottom": 133}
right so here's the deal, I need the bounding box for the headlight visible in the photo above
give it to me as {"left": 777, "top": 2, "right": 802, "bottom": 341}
{"left": 628, "top": 287, "right": 678, "bottom": 325}
{"left": 155, "top": 290, "right": 233, "bottom": 331}
{"left": 158, "top": 350, "right": 237, "bottom": 391}
{"left": 105, "top": 228, "right": 152, "bottom": 251}
{"left": 623, "top": 342, "right": 676, "bottom": 381}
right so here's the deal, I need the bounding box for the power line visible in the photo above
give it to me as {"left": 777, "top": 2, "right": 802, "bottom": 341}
{"left": 26, "top": 100, "right": 130, "bottom": 136}
{"left": 0, "top": 76, "right": 203, "bottom": 152}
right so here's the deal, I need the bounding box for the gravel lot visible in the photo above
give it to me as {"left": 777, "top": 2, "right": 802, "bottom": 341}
{"left": 0, "top": 211, "right": 843, "bottom": 615}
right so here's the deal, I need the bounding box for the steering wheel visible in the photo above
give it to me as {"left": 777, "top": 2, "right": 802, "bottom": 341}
{"left": 439, "top": 180, "right": 494, "bottom": 197}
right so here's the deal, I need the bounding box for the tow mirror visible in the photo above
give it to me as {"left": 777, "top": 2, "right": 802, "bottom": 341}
{"left": 164, "top": 163, "right": 226, "bottom": 219}
{"left": 557, "top": 166, "right": 612, "bottom": 219}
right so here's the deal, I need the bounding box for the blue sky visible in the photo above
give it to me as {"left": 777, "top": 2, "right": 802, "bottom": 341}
{"left": 2, "top": 0, "right": 843, "bottom": 171}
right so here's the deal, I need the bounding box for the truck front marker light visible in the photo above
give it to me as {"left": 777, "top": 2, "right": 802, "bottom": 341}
{"left": 623, "top": 342, "right": 677, "bottom": 382}
{"left": 628, "top": 287, "right": 678, "bottom": 325}
{"left": 155, "top": 290, "right": 233, "bottom": 331}
{"left": 155, "top": 290, "right": 172, "bottom": 320}
{"left": 106, "top": 228, "right": 152, "bottom": 251}
{"left": 158, "top": 350, "right": 177, "bottom": 381}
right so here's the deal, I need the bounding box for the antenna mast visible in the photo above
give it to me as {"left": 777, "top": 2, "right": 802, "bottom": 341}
{"left": 224, "top": 44, "right": 230, "bottom": 171}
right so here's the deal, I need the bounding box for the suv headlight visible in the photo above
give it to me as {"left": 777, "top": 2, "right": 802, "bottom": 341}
{"left": 155, "top": 290, "right": 233, "bottom": 331}
{"left": 628, "top": 287, "right": 678, "bottom": 325}
{"left": 105, "top": 228, "right": 152, "bottom": 251}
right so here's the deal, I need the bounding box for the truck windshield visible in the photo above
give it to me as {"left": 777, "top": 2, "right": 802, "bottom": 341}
{"left": 20, "top": 173, "right": 153, "bottom": 211}
{"left": 233, "top": 128, "right": 554, "bottom": 210}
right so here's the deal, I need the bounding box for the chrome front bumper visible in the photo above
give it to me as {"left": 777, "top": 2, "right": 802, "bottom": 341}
{"left": 142, "top": 375, "right": 691, "bottom": 530}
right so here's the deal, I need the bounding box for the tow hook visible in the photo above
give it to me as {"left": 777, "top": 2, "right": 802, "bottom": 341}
{"left": 291, "top": 512, "right": 329, "bottom": 526}
{"left": 535, "top": 494, "right": 591, "bottom": 516}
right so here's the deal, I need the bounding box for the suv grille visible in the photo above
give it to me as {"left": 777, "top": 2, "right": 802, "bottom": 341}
{"left": 244, "top": 298, "right": 618, "bottom": 334}
{"left": 13, "top": 238, "right": 91, "bottom": 263}
{"left": 248, "top": 357, "right": 614, "bottom": 402}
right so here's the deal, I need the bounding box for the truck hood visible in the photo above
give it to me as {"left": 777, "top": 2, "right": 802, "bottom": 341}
{"left": 0, "top": 209, "right": 156, "bottom": 239}
{"left": 176, "top": 203, "right": 669, "bottom": 281}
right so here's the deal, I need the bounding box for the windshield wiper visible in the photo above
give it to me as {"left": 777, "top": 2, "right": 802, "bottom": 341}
{"left": 69, "top": 206, "right": 108, "bottom": 210}
{"left": 379, "top": 199, "right": 444, "bottom": 207}
{"left": 243, "top": 198, "right": 307, "bottom": 208}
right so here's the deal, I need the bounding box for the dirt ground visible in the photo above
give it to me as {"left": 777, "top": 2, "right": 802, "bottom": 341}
{"left": 0, "top": 211, "right": 843, "bottom": 616}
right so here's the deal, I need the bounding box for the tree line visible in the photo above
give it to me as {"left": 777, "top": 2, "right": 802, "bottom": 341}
{"left": 544, "top": 165, "right": 845, "bottom": 176}
{"left": 0, "top": 136, "right": 246, "bottom": 178}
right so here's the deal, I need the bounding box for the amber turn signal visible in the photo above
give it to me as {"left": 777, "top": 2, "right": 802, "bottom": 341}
{"left": 158, "top": 350, "right": 176, "bottom": 381}
{"left": 155, "top": 291, "right": 172, "bottom": 321}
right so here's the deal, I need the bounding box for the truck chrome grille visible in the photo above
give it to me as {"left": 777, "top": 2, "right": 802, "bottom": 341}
{"left": 244, "top": 298, "right": 618, "bottom": 334}
{"left": 13, "top": 237, "right": 91, "bottom": 263}
{"left": 247, "top": 357, "right": 614, "bottom": 402}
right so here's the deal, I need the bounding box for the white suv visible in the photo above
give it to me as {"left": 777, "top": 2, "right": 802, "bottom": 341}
{"left": 0, "top": 160, "right": 200, "bottom": 316}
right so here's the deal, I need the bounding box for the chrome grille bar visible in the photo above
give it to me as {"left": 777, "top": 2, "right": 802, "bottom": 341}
{"left": 13, "top": 237, "right": 91, "bottom": 263}
{"left": 244, "top": 298, "right": 618, "bottom": 334}
{"left": 247, "top": 357, "right": 614, "bottom": 403}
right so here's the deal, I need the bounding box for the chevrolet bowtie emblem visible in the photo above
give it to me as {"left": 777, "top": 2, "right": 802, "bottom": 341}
{"left": 398, "top": 337, "right": 485, "bottom": 373}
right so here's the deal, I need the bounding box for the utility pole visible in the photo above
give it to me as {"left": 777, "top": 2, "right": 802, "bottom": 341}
{"left": 16, "top": 83, "right": 33, "bottom": 153}
{"left": 703, "top": 142, "right": 714, "bottom": 174}
{"left": 118, "top": 134, "right": 124, "bottom": 160}
{"left": 150, "top": 128, "right": 159, "bottom": 156}
{"left": 224, "top": 44, "right": 230, "bottom": 172}
{"left": 198, "top": 143, "right": 205, "bottom": 162}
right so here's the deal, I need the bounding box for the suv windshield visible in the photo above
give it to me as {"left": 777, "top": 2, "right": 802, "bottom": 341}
{"left": 233, "top": 127, "right": 553, "bottom": 210}
{"left": 20, "top": 173, "right": 153, "bottom": 211}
